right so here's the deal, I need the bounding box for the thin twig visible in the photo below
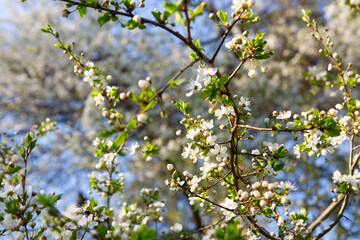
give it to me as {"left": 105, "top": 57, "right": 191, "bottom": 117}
{"left": 313, "top": 195, "right": 349, "bottom": 240}
{"left": 146, "top": 59, "right": 199, "bottom": 104}
{"left": 304, "top": 195, "right": 345, "bottom": 237}
{"left": 58, "top": 0, "right": 212, "bottom": 64}
{"left": 246, "top": 215, "right": 280, "bottom": 240}
{"left": 183, "top": 0, "right": 192, "bottom": 43}
{"left": 210, "top": 12, "right": 244, "bottom": 63}
{"left": 238, "top": 124, "right": 314, "bottom": 132}
{"left": 227, "top": 59, "right": 246, "bottom": 83}
{"left": 204, "top": 170, "right": 231, "bottom": 190}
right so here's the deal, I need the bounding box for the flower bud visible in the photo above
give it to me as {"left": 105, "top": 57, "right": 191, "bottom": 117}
{"left": 251, "top": 190, "right": 261, "bottom": 198}
{"left": 262, "top": 181, "right": 269, "bottom": 188}
{"left": 133, "top": 15, "right": 141, "bottom": 24}
{"left": 241, "top": 191, "right": 249, "bottom": 200}
{"left": 145, "top": 76, "right": 152, "bottom": 83}
{"left": 281, "top": 196, "right": 289, "bottom": 205}
{"left": 40, "top": 223, "right": 48, "bottom": 231}
{"left": 119, "top": 92, "right": 127, "bottom": 100}
{"left": 327, "top": 64, "right": 333, "bottom": 71}
{"left": 138, "top": 79, "right": 150, "bottom": 89}
{"left": 286, "top": 122, "right": 295, "bottom": 130}
{"left": 209, "top": 13, "right": 216, "bottom": 20}
{"left": 167, "top": 164, "right": 174, "bottom": 171}
{"left": 356, "top": 101, "right": 360, "bottom": 108}
{"left": 62, "top": 9, "right": 71, "bottom": 18}
{"left": 248, "top": 69, "right": 257, "bottom": 78}
{"left": 102, "top": 110, "right": 110, "bottom": 118}
{"left": 137, "top": 113, "right": 148, "bottom": 123}
{"left": 335, "top": 104, "right": 343, "bottom": 110}
{"left": 259, "top": 199, "right": 267, "bottom": 207}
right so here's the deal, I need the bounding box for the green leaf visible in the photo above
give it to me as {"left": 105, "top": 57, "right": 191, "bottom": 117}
{"left": 198, "top": 88, "right": 212, "bottom": 98}
{"left": 172, "top": 170, "right": 178, "bottom": 180}
{"left": 86, "top": 0, "right": 97, "bottom": 6}
{"left": 274, "top": 161, "right": 285, "bottom": 171}
{"left": 174, "top": 12, "right": 184, "bottom": 25}
{"left": 217, "top": 10, "right": 228, "bottom": 23}
{"left": 131, "top": 93, "right": 142, "bottom": 103}
{"left": 5, "top": 199, "right": 19, "bottom": 214}
{"left": 55, "top": 43, "right": 63, "bottom": 49}
{"left": 324, "top": 119, "right": 341, "bottom": 137}
{"left": 216, "top": 75, "right": 228, "bottom": 88}
{"left": 70, "top": 231, "right": 77, "bottom": 240}
{"left": 254, "top": 52, "right": 270, "bottom": 60}
{"left": 89, "top": 197, "right": 97, "bottom": 211}
{"left": 145, "top": 142, "right": 159, "bottom": 156}
{"left": 115, "top": 132, "right": 127, "bottom": 146}
{"left": 130, "top": 225, "right": 156, "bottom": 240}
{"left": 20, "top": 147, "right": 25, "bottom": 158}
{"left": 97, "top": 13, "right": 111, "bottom": 27}
{"left": 8, "top": 166, "right": 22, "bottom": 174}
{"left": 261, "top": 208, "right": 274, "bottom": 218}
{"left": 143, "top": 99, "right": 157, "bottom": 112}
{"left": 36, "top": 194, "right": 62, "bottom": 217}
{"left": 163, "top": 1, "right": 181, "bottom": 14}
{"left": 175, "top": 100, "right": 190, "bottom": 115}
{"left": 151, "top": 11, "right": 161, "bottom": 21}
{"left": 189, "top": 4, "right": 204, "bottom": 21}
{"left": 25, "top": 133, "right": 33, "bottom": 148}
{"left": 30, "top": 139, "right": 37, "bottom": 150}
{"left": 170, "top": 78, "right": 185, "bottom": 89}
{"left": 77, "top": 6, "right": 87, "bottom": 18}
{"left": 97, "top": 224, "right": 107, "bottom": 238}
{"left": 41, "top": 24, "right": 52, "bottom": 33}
{"left": 126, "top": 118, "right": 138, "bottom": 130}
{"left": 98, "top": 130, "right": 114, "bottom": 138}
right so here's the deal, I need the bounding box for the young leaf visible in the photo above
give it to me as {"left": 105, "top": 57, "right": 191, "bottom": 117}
{"left": 77, "top": 6, "right": 87, "bottom": 18}
{"left": 217, "top": 10, "right": 228, "bottom": 23}
{"left": 98, "top": 13, "right": 111, "bottom": 27}
{"left": 115, "top": 132, "right": 127, "bottom": 146}
{"left": 97, "top": 224, "right": 107, "bottom": 238}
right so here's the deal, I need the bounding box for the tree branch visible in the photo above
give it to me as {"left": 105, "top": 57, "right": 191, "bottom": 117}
{"left": 57, "top": 0, "right": 212, "bottom": 63}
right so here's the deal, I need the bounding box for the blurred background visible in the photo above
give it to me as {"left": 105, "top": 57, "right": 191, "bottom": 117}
{"left": 1, "top": 0, "right": 360, "bottom": 239}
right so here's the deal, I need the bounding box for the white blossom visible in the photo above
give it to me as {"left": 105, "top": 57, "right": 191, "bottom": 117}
{"left": 94, "top": 93, "right": 105, "bottom": 106}
{"left": 185, "top": 79, "right": 202, "bottom": 97}
{"left": 248, "top": 69, "right": 257, "bottom": 78}
{"left": 220, "top": 198, "right": 237, "bottom": 221}
{"left": 277, "top": 111, "right": 292, "bottom": 120}
{"left": 83, "top": 68, "right": 98, "bottom": 84}
{"left": 293, "top": 144, "right": 301, "bottom": 159}
{"left": 138, "top": 79, "right": 150, "bottom": 89}
{"left": 239, "top": 96, "right": 251, "bottom": 111}
{"left": 170, "top": 223, "right": 183, "bottom": 232}
{"left": 137, "top": 113, "right": 148, "bottom": 123}
{"left": 129, "top": 142, "right": 140, "bottom": 155}
{"left": 278, "top": 181, "right": 297, "bottom": 191}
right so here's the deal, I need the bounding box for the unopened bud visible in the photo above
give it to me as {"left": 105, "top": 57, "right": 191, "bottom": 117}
{"left": 119, "top": 92, "right": 127, "bottom": 100}
{"left": 133, "top": 15, "right": 141, "bottom": 24}
{"left": 62, "top": 9, "right": 71, "bottom": 18}
{"left": 167, "top": 164, "right": 174, "bottom": 171}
